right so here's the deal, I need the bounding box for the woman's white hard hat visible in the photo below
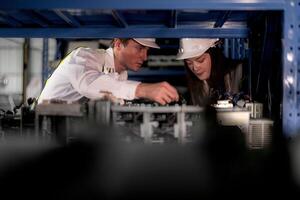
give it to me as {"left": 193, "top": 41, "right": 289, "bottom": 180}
{"left": 133, "top": 38, "right": 160, "bottom": 49}
{"left": 176, "top": 38, "right": 219, "bottom": 60}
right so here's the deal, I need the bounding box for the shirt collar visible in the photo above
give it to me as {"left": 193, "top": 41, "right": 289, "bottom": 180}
{"left": 104, "top": 47, "right": 115, "bottom": 73}
{"left": 105, "top": 47, "right": 128, "bottom": 78}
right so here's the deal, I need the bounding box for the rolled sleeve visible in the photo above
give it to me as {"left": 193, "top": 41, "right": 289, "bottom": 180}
{"left": 117, "top": 80, "right": 140, "bottom": 100}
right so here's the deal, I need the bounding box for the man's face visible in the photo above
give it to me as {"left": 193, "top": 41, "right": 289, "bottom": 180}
{"left": 185, "top": 53, "right": 212, "bottom": 80}
{"left": 118, "top": 39, "right": 149, "bottom": 72}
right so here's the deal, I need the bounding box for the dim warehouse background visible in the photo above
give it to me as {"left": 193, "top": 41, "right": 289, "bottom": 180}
{"left": 0, "top": 0, "right": 300, "bottom": 199}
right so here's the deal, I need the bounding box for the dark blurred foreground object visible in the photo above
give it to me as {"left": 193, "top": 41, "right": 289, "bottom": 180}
{"left": 0, "top": 114, "right": 298, "bottom": 200}
{"left": 0, "top": 131, "right": 214, "bottom": 200}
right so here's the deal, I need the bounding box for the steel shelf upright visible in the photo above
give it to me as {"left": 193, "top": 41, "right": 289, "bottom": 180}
{"left": 282, "top": 0, "right": 300, "bottom": 137}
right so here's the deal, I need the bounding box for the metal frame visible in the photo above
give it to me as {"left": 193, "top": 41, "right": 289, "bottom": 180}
{"left": 0, "top": 0, "right": 285, "bottom": 10}
{"left": 42, "top": 38, "right": 49, "bottom": 87}
{"left": 0, "top": 27, "right": 249, "bottom": 38}
{"left": 111, "top": 104, "right": 204, "bottom": 144}
{"left": 282, "top": 0, "right": 300, "bottom": 137}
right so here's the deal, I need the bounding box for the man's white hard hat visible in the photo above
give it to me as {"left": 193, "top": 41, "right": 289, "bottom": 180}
{"left": 176, "top": 38, "right": 219, "bottom": 60}
{"left": 133, "top": 38, "right": 160, "bottom": 49}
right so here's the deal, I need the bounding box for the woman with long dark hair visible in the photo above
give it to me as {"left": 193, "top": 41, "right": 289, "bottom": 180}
{"left": 177, "top": 38, "right": 244, "bottom": 106}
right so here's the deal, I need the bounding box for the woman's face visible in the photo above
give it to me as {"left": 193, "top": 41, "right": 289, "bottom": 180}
{"left": 185, "top": 53, "right": 212, "bottom": 80}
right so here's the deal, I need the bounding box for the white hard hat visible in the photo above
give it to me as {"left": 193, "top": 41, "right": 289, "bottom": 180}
{"left": 176, "top": 38, "right": 219, "bottom": 60}
{"left": 133, "top": 38, "right": 160, "bottom": 49}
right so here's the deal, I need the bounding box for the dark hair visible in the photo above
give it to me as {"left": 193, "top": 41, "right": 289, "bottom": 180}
{"left": 185, "top": 47, "right": 230, "bottom": 105}
{"left": 111, "top": 38, "right": 132, "bottom": 47}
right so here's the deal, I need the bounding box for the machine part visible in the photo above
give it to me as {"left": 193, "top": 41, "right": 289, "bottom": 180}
{"left": 0, "top": 75, "right": 8, "bottom": 87}
{"left": 245, "top": 102, "right": 263, "bottom": 118}
{"left": 175, "top": 112, "right": 189, "bottom": 144}
{"left": 248, "top": 118, "right": 273, "bottom": 149}
{"left": 216, "top": 107, "right": 250, "bottom": 143}
{"left": 94, "top": 100, "right": 111, "bottom": 125}
{"left": 35, "top": 103, "right": 85, "bottom": 117}
{"left": 0, "top": 95, "right": 15, "bottom": 111}
{"left": 41, "top": 116, "right": 52, "bottom": 139}
{"left": 213, "top": 100, "right": 233, "bottom": 108}
{"left": 99, "top": 91, "right": 125, "bottom": 105}
{"left": 35, "top": 103, "right": 87, "bottom": 144}
{"left": 140, "top": 113, "right": 157, "bottom": 144}
{"left": 111, "top": 104, "right": 203, "bottom": 113}
{"left": 0, "top": 117, "right": 5, "bottom": 142}
{"left": 33, "top": 100, "right": 257, "bottom": 147}
{"left": 111, "top": 104, "right": 204, "bottom": 144}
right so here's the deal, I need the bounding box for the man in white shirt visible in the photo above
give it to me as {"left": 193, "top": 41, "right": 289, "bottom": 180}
{"left": 38, "top": 38, "right": 179, "bottom": 105}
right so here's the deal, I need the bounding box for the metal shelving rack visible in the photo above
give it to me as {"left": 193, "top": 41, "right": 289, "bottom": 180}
{"left": 0, "top": 0, "right": 299, "bottom": 137}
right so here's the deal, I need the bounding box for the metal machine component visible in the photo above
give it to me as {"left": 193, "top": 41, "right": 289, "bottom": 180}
{"left": 35, "top": 102, "right": 87, "bottom": 143}
{"left": 0, "top": 75, "right": 8, "bottom": 87}
{"left": 245, "top": 102, "right": 263, "bottom": 119}
{"left": 33, "top": 99, "right": 273, "bottom": 149}
{"left": 215, "top": 107, "right": 251, "bottom": 144}
{"left": 34, "top": 100, "right": 205, "bottom": 144}
{"left": 248, "top": 118, "right": 273, "bottom": 149}
{"left": 88, "top": 100, "right": 111, "bottom": 125}
{"left": 213, "top": 100, "right": 233, "bottom": 108}
{"left": 0, "top": 94, "right": 15, "bottom": 111}
{"left": 111, "top": 104, "right": 204, "bottom": 144}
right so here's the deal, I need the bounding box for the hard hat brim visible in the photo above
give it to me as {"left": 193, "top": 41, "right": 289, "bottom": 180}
{"left": 176, "top": 46, "right": 210, "bottom": 60}
{"left": 133, "top": 39, "right": 160, "bottom": 49}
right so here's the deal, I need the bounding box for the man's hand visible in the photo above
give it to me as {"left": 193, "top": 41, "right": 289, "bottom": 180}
{"left": 135, "top": 82, "right": 179, "bottom": 105}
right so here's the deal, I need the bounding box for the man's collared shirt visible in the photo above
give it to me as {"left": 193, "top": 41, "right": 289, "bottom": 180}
{"left": 38, "top": 47, "right": 140, "bottom": 104}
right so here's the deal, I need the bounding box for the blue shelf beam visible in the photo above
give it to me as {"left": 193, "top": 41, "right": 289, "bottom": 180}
{"left": 0, "top": 27, "right": 249, "bottom": 38}
{"left": 214, "top": 11, "right": 231, "bottom": 28}
{"left": 0, "top": 0, "right": 285, "bottom": 10}
{"left": 53, "top": 10, "right": 81, "bottom": 27}
{"left": 111, "top": 10, "right": 128, "bottom": 28}
{"left": 169, "top": 10, "right": 177, "bottom": 28}
{"left": 0, "top": 13, "right": 22, "bottom": 27}
{"left": 21, "top": 10, "right": 49, "bottom": 27}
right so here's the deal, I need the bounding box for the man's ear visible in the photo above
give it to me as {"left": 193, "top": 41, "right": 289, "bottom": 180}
{"left": 114, "top": 39, "right": 123, "bottom": 50}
